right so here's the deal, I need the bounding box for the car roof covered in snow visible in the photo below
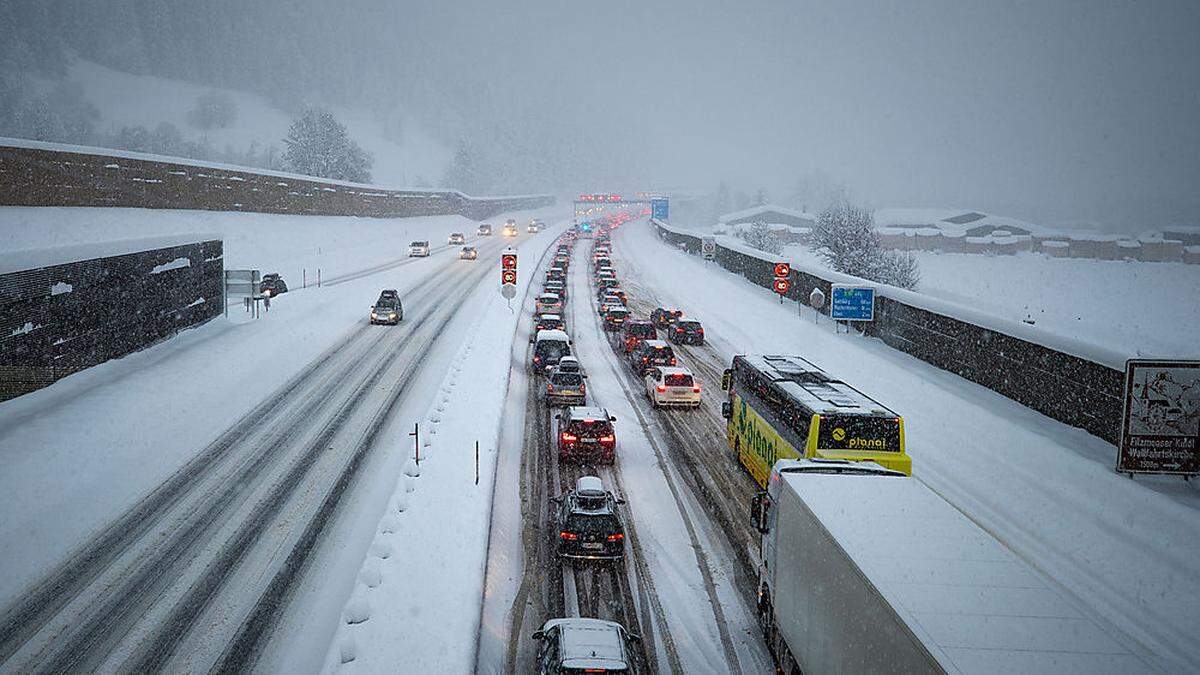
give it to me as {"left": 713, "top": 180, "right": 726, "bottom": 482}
{"left": 535, "top": 329, "right": 569, "bottom": 343}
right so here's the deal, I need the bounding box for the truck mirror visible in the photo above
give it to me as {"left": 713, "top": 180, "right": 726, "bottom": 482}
{"left": 721, "top": 402, "right": 732, "bottom": 419}
{"left": 531, "top": 630, "right": 545, "bottom": 641}
{"left": 752, "top": 491, "right": 771, "bottom": 534}
{"left": 721, "top": 369, "right": 732, "bottom": 391}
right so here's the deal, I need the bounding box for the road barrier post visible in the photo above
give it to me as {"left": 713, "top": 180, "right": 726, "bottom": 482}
{"left": 475, "top": 440, "right": 480, "bottom": 485}
{"left": 410, "top": 422, "right": 420, "bottom": 465}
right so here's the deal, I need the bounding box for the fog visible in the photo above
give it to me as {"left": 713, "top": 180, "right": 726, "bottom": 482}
{"left": 5, "top": 0, "right": 1199, "bottom": 230}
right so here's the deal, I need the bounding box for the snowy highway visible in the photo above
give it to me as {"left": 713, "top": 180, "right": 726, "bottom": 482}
{"left": 0, "top": 226, "right": 543, "bottom": 673}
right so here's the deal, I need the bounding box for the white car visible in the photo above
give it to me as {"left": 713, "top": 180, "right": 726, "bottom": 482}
{"left": 643, "top": 366, "right": 700, "bottom": 408}
{"left": 408, "top": 240, "right": 431, "bottom": 257}
{"left": 448, "top": 232, "right": 466, "bottom": 245}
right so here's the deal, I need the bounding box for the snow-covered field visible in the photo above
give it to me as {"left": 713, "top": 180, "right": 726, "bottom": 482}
{"left": 619, "top": 219, "right": 1200, "bottom": 673}
{"left": 781, "top": 243, "right": 1200, "bottom": 359}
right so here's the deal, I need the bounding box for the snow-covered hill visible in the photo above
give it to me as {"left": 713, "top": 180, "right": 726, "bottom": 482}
{"left": 32, "top": 60, "right": 450, "bottom": 187}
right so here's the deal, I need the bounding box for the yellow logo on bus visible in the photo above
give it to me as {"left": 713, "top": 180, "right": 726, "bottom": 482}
{"left": 832, "top": 427, "right": 845, "bottom": 441}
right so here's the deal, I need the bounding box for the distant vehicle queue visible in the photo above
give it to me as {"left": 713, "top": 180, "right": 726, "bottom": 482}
{"left": 522, "top": 209, "right": 914, "bottom": 674}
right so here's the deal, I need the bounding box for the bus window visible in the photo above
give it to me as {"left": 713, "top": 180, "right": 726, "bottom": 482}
{"left": 817, "top": 415, "right": 901, "bottom": 453}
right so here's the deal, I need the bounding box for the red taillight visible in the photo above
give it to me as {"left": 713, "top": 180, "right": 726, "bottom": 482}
{"left": 676, "top": 327, "right": 684, "bottom": 333}
{"left": 561, "top": 432, "right": 577, "bottom": 443}
{"left": 606, "top": 533, "right": 624, "bottom": 542}
{"left": 693, "top": 386, "right": 702, "bottom": 393}
{"left": 560, "top": 531, "right": 578, "bottom": 540}
{"left": 698, "top": 328, "right": 704, "bottom": 333}
{"left": 656, "top": 385, "right": 666, "bottom": 392}
{"left": 547, "top": 384, "right": 553, "bottom": 393}
{"left": 599, "top": 434, "right": 615, "bottom": 447}
{"left": 642, "top": 356, "right": 648, "bottom": 363}
{"left": 670, "top": 358, "right": 677, "bottom": 365}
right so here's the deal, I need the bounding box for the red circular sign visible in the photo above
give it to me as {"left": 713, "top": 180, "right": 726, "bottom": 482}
{"left": 773, "top": 262, "right": 791, "bottom": 278}
{"left": 501, "top": 269, "right": 517, "bottom": 285}
{"left": 501, "top": 254, "right": 517, "bottom": 270}
{"left": 772, "top": 278, "right": 791, "bottom": 295}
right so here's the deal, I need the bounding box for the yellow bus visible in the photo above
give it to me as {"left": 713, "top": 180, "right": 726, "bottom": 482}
{"left": 721, "top": 354, "right": 911, "bottom": 487}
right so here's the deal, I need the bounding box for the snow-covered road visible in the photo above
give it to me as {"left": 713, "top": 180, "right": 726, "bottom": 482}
{"left": 614, "top": 218, "right": 1200, "bottom": 673}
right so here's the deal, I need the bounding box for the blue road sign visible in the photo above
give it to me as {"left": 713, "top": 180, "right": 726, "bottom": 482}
{"left": 830, "top": 285, "right": 875, "bottom": 321}
{"left": 651, "top": 198, "right": 669, "bottom": 220}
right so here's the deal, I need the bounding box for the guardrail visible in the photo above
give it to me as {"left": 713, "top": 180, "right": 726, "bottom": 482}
{"left": 651, "top": 218, "right": 1124, "bottom": 445}
{"left": 0, "top": 138, "right": 554, "bottom": 220}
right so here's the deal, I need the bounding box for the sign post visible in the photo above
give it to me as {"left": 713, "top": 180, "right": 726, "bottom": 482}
{"left": 701, "top": 237, "right": 716, "bottom": 260}
{"left": 772, "top": 262, "right": 791, "bottom": 303}
{"left": 830, "top": 284, "right": 875, "bottom": 333}
{"left": 1116, "top": 359, "right": 1200, "bottom": 478}
{"left": 651, "top": 198, "right": 669, "bottom": 220}
{"left": 500, "top": 248, "right": 518, "bottom": 307}
{"left": 808, "top": 287, "right": 825, "bottom": 324}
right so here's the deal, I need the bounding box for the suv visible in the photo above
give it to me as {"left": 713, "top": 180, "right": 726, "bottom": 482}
{"left": 370, "top": 295, "right": 403, "bottom": 324}
{"left": 552, "top": 476, "right": 625, "bottom": 560}
{"left": 545, "top": 369, "right": 586, "bottom": 406}
{"left": 477, "top": 223, "right": 493, "bottom": 236}
{"left": 533, "top": 329, "right": 572, "bottom": 374}
{"left": 644, "top": 366, "right": 700, "bottom": 408}
{"left": 528, "top": 219, "right": 543, "bottom": 233}
{"left": 503, "top": 219, "right": 518, "bottom": 237}
{"left": 545, "top": 267, "right": 566, "bottom": 283}
{"left": 532, "top": 313, "right": 565, "bottom": 336}
{"left": 260, "top": 273, "right": 288, "bottom": 297}
{"left": 448, "top": 232, "right": 466, "bottom": 245}
{"left": 459, "top": 246, "right": 478, "bottom": 260}
{"left": 533, "top": 618, "right": 640, "bottom": 674}
{"left": 669, "top": 319, "right": 704, "bottom": 345}
{"left": 650, "top": 307, "right": 683, "bottom": 329}
{"left": 555, "top": 406, "right": 617, "bottom": 464}
{"left": 629, "top": 339, "right": 676, "bottom": 375}
{"left": 601, "top": 306, "right": 629, "bottom": 331}
{"left": 619, "top": 320, "right": 657, "bottom": 353}
{"left": 408, "top": 240, "right": 431, "bottom": 257}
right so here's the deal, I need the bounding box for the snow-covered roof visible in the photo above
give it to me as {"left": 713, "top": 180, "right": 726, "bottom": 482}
{"left": 874, "top": 207, "right": 1039, "bottom": 235}
{"left": 717, "top": 203, "right": 815, "bottom": 225}
{"left": 0, "top": 233, "right": 220, "bottom": 275}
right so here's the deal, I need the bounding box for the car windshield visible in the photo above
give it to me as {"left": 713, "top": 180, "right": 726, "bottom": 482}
{"left": 552, "top": 373, "right": 583, "bottom": 387}
{"left": 664, "top": 373, "right": 693, "bottom": 387}
{"left": 629, "top": 324, "right": 655, "bottom": 338}
{"left": 536, "top": 342, "right": 567, "bottom": 360}
{"left": 375, "top": 300, "right": 397, "bottom": 310}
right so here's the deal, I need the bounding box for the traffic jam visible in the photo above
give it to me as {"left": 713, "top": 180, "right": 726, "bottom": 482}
{"left": 519, "top": 211, "right": 751, "bottom": 674}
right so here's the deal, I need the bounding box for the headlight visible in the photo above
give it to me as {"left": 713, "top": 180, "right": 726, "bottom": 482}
{"left": 389, "top": 312, "right": 397, "bottom": 319}
{"left": 263, "top": 289, "right": 272, "bottom": 297}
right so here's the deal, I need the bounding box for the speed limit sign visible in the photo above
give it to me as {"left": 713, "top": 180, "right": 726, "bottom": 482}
{"left": 773, "top": 278, "right": 791, "bottom": 295}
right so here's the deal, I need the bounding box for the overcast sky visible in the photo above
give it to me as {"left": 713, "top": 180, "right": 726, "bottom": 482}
{"left": 399, "top": 0, "right": 1200, "bottom": 230}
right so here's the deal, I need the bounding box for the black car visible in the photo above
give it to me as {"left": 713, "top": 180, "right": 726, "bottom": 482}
{"left": 629, "top": 339, "right": 676, "bottom": 374}
{"left": 260, "top": 273, "right": 288, "bottom": 296}
{"left": 552, "top": 475, "right": 625, "bottom": 560}
{"left": 668, "top": 319, "right": 704, "bottom": 345}
{"left": 650, "top": 307, "right": 683, "bottom": 329}
{"left": 370, "top": 296, "right": 403, "bottom": 325}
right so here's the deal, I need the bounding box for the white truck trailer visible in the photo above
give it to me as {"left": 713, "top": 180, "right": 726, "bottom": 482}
{"left": 750, "top": 458, "right": 1155, "bottom": 674}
